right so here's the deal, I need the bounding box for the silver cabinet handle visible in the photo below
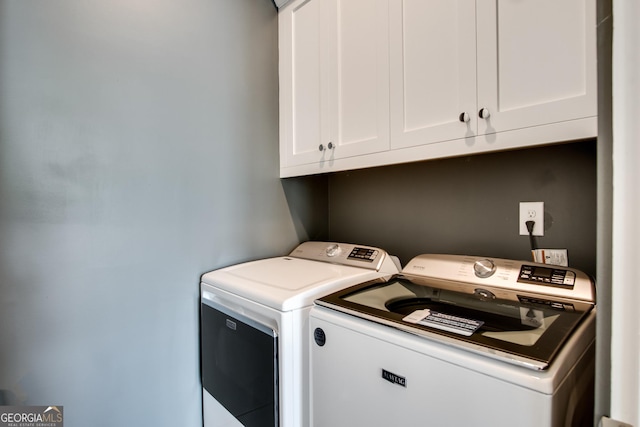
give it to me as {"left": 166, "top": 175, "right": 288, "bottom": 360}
{"left": 459, "top": 112, "right": 470, "bottom": 123}
{"left": 479, "top": 108, "right": 490, "bottom": 119}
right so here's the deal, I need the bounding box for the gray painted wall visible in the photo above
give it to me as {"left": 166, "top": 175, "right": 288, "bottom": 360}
{"left": 0, "top": 1, "right": 324, "bottom": 426}
{"left": 328, "top": 140, "right": 597, "bottom": 278}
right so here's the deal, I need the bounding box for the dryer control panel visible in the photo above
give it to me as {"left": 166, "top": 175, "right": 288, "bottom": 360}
{"left": 289, "top": 241, "right": 399, "bottom": 273}
{"left": 347, "top": 247, "right": 379, "bottom": 263}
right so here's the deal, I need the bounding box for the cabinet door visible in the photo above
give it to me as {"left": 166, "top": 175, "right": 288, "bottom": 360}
{"left": 476, "top": 0, "right": 597, "bottom": 136}
{"left": 390, "top": 0, "right": 477, "bottom": 149}
{"left": 326, "top": 0, "right": 390, "bottom": 159}
{"left": 279, "top": 0, "right": 330, "bottom": 168}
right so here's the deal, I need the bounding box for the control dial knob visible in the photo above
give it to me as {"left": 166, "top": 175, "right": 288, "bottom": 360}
{"left": 325, "top": 244, "right": 342, "bottom": 257}
{"left": 474, "top": 288, "right": 496, "bottom": 301}
{"left": 473, "top": 259, "right": 496, "bottom": 278}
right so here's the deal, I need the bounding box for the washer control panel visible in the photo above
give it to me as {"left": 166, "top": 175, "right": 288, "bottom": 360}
{"left": 518, "top": 265, "right": 576, "bottom": 288}
{"left": 402, "top": 254, "right": 595, "bottom": 305}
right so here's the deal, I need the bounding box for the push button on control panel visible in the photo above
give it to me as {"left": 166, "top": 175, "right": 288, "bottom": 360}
{"left": 314, "top": 328, "right": 326, "bottom": 346}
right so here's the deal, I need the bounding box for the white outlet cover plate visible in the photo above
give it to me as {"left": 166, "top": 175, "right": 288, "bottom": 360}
{"left": 519, "top": 202, "right": 544, "bottom": 236}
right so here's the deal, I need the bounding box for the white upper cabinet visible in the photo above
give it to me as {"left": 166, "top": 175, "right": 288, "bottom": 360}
{"left": 279, "top": 0, "right": 597, "bottom": 177}
{"left": 327, "top": 0, "right": 390, "bottom": 159}
{"left": 390, "top": 0, "right": 478, "bottom": 149}
{"left": 476, "top": 0, "right": 597, "bottom": 136}
{"left": 279, "top": 0, "right": 389, "bottom": 173}
{"left": 279, "top": 0, "right": 328, "bottom": 168}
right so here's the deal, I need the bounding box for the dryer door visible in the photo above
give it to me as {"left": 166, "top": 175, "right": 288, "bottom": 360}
{"left": 201, "top": 300, "right": 278, "bottom": 427}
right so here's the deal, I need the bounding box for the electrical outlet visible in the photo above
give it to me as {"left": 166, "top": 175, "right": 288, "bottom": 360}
{"left": 519, "top": 202, "right": 544, "bottom": 236}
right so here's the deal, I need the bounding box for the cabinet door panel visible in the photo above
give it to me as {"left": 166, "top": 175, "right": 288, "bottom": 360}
{"left": 280, "top": 0, "right": 328, "bottom": 167}
{"left": 476, "top": 0, "right": 596, "bottom": 135}
{"left": 390, "top": 0, "right": 477, "bottom": 149}
{"left": 292, "top": 0, "right": 322, "bottom": 156}
{"left": 328, "top": 0, "right": 390, "bottom": 158}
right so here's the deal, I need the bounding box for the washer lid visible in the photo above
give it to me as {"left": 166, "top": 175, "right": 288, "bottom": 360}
{"left": 316, "top": 268, "right": 595, "bottom": 370}
{"left": 201, "top": 257, "right": 386, "bottom": 311}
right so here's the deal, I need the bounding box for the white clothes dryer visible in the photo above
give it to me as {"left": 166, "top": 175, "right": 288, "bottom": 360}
{"left": 200, "top": 241, "right": 400, "bottom": 427}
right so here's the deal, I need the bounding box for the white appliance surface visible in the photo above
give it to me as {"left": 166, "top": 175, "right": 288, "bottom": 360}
{"left": 310, "top": 254, "right": 596, "bottom": 427}
{"left": 202, "top": 257, "right": 383, "bottom": 312}
{"left": 201, "top": 241, "right": 400, "bottom": 427}
{"left": 310, "top": 306, "right": 595, "bottom": 427}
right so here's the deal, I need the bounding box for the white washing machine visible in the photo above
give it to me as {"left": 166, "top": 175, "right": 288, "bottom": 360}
{"left": 310, "top": 254, "right": 596, "bottom": 427}
{"left": 200, "top": 241, "right": 400, "bottom": 427}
